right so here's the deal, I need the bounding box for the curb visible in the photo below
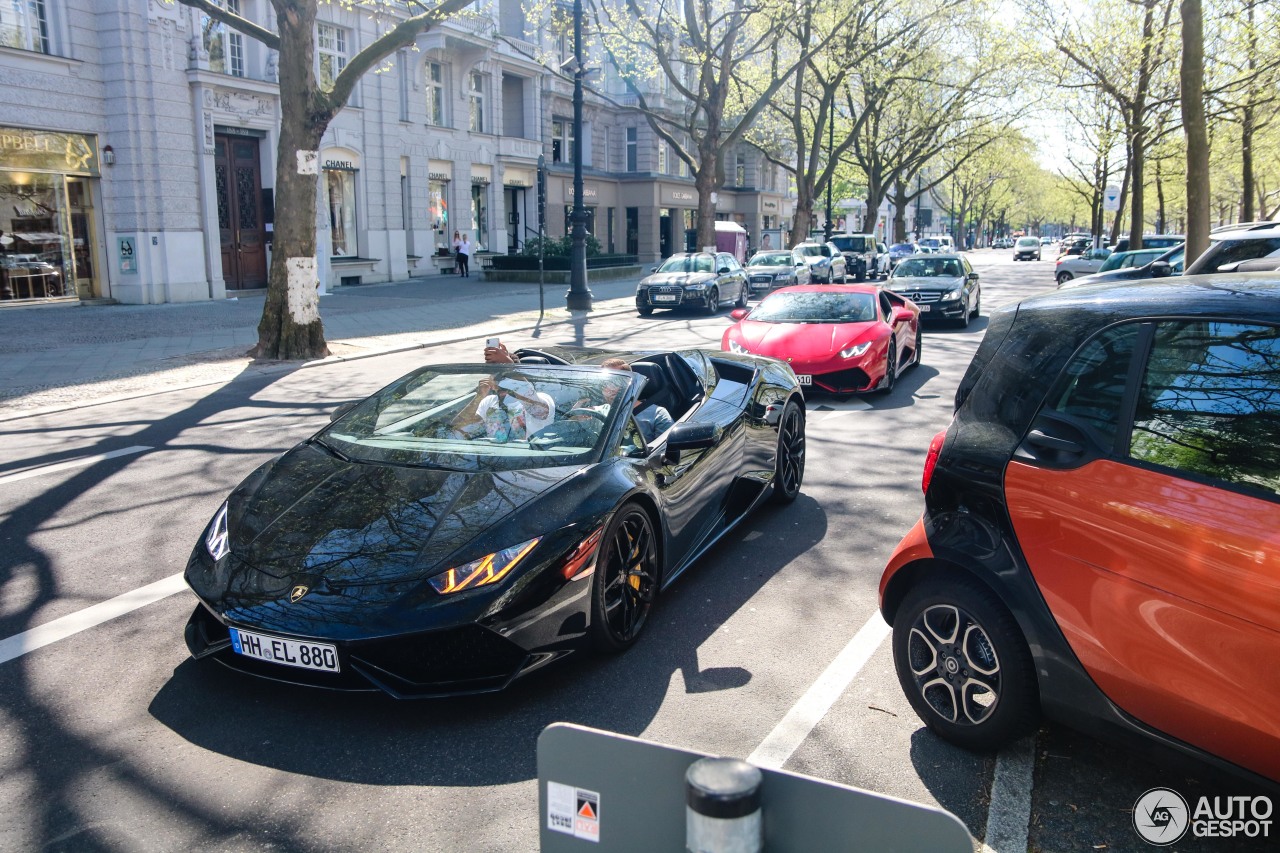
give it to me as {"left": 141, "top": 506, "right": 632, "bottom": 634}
{"left": 0, "top": 301, "right": 638, "bottom": 424}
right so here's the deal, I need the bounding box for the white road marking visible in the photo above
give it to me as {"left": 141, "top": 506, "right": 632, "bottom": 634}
{"left": 981, "top": 737, "right": 1035, "bottom": 853}
{"left": 748, "top": 612, "right": 891, "bottom": 769}
{"left": 0, "top": 573, "right": 186, "bottom": 666}
{"left": 0, "top": 446, "right": 153, "bottom": 485}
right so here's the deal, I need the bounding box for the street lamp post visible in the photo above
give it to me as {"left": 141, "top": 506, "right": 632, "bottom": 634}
{"left": 823, "top": 116, "right": 833, "bottom": 243}
{"left": 565, "top": 0, "right": 593, "bottom": 311}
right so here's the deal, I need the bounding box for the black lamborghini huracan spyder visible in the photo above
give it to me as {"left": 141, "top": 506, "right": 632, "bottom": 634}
{"left": 184, "top": 347, "right": 805, "bottom": 697}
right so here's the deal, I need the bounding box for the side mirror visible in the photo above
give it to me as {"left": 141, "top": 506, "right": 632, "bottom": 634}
{"left": 665, "top": 422, "right": 720, "bottom": 462}
{"left": 718, "top": 266, "right": 730, "bottom": 274}
{"left": 893, "top": 307, "right": 914, "bottom": 323}
{"left": 968, "top": 271, "right": 979, "bottom": 281}
{"left": 729, "top": 308, "right": 749, "bottom": 321}
{"left": 650, "top": 266, "right": 658, "bottom": 273}
{"left": 796, "top": 260, "right": 805, "bottom": 267}
{"left": 1149, "top": 261, "right": 1173, "bottom": 278}
{"left": 329, "top": 400, "right": 359, "bottom": 422}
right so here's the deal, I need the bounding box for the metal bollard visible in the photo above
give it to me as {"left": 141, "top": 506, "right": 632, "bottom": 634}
{"left": 685, "top": 757, "right": 763, "bottom": 853}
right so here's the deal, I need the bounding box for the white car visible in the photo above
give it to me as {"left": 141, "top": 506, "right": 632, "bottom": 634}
{"left": 1013, "top": 236, "right": 1041, "bottom": 261}
{"left": 1054, "top": 247, "right": 1110, "bottom": 284}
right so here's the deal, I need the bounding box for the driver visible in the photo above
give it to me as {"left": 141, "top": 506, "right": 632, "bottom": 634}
{"left": 452, "top": 373, "right": 556, "bottom": 440}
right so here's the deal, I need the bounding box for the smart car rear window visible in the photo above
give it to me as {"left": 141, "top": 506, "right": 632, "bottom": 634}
{"left": 1043, "top": 323, "right": 1140, "bottom": 449}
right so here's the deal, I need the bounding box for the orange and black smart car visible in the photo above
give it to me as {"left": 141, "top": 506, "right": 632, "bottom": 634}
{"left": 879, "top": 275, "right": 1280, "bottom": 786}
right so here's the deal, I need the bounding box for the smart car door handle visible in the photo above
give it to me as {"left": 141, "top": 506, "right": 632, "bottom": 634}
{"left": 1026, "top": 430, "right": 1083, "bottom": 454}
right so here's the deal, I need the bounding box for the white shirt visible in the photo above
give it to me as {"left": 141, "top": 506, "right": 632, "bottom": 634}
{"left": 459, "top": 239, "right": 472, "bottom": 256}
{"left": 476, "top": 390, "right": 555, "bottom": 435}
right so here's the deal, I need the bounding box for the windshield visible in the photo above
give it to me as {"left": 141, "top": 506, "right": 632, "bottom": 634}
{"left": 320, "top": 366, "right": 631, "bottom": 472}
{"left": 796, "top": 244, "right": 832, "bottom": 258}
{"left": 748, "top": 253, "right": 795, "bottom": 267}
{"left": 1017, "top": 238, "right": 1039, "bottom": 248}
{"left": 920, "top": 238, "right": 941, "bottom": 248}
{"left": 830, "top": 236, "right": 869, "bottom": 252}
{"left": 890, "top": 243, "right": 914, "bottom": 253}
{"left": 893, "top": 257, "right": 963, "bottom": 278}
{"left": 1099, "top": 250, "right": 1162, "bottom": 272}
{"left": 658, "top": 255, "right": 713, "bottom": 273}
{"left": 748, "top": 291, "right": 877, "bottom": 323}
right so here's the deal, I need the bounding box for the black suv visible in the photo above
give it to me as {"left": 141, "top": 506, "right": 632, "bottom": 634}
{"left": 879, "top": 275, "right": 1280, "bottom": 786}
{"left": 830, "top": 234, "right": 882, "bottom": 281}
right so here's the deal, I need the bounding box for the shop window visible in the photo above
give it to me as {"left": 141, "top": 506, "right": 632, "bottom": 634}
{"left": 469, "top": 72, "right": 487, "bottom": 134}
{"left": 429, "top": 180, "right": 449, "bottom": 232}
{"left": 471, "top": 183, "right": 489, "bottom": 250}
{"left": 0, "top": 171, "right": 74, "bottom": 300}
{"left": 317, "top": 23, "right": 348, "bottom": 93}
{"left": 325, "top": 168, "right": 357, "bottom": 256}
{"left": 425, "top": 61, "right": 445, "bottom": 126}
{"left": 203, "top": 0, "right": 245, "bottom": 77}
{"left": 0, "top": 0, "right": 50, "bottom": 54}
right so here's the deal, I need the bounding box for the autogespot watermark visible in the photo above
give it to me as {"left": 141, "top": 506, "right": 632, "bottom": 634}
{"left": 1133, "top": 787, "right": 1273, "bottom": 846}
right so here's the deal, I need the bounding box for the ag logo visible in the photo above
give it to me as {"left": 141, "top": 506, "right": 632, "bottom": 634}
{"left": 1133, "top": 787, "right": 1189, "bottom": 845}
{"left": 289, "top": 585, "right": 310, "bottom": 603}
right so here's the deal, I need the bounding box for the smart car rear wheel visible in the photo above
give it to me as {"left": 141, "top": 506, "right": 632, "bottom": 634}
{"left": 589, "top": 504, "right": 659, "bottom": 653}
{"left": 892, "top": 579, "right": 1038, "bottom": 751}
{"left": 770, "top": 401, "right": 805, "bottom": 504}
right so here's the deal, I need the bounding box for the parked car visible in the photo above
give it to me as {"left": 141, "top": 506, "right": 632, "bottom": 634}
{"left": 743, "top": 249, "right": 810, "bottom": 296}
{"left": 919, "top": 237, "right": 944, "bottom": 253}
{"left": 793, "top": 241, "right": 848, "bottom": 283}
{"left": 879, "top": 274, "right": 1280, "bottom": 785}
{"left": 1108, "top": 233, "right": 1185, "bottom": 254}
{"left": 830, "top": 234, "right": 885, "bottom": 281}
{"left": 1054, "top": 247, "right": 1110, "bottom": 284}
{"left": 1040, "top": 236, "right": 1054, "bottom": 245}
{"left": 1185, "top": 221, "right": 1280, "bottom": 275}
{"left": 184, "top": 352, "right": 807, "bottom": 696}
{"left": 888, "top": 253, "right": 981, "bottom": 327}
{"left": 1064, "top": 245, "right": 1186, "bottom": 288}
{"left": 635, "top": 251, "right": 748, "bottom": 315}
{"left": 722, "top": 284, "right": 921, "bottom": 395}
{"left": 1058, "top": 237, "right": 1092, "bottom": 258}
{"left": 1013, "top": 236, "right": 1042, "bottom": 261}
{"left": 888, "top": 242, "right": 918, "bottom": 270}
{"left": 992, "top": 237, "right": 1013, "bottom": 249}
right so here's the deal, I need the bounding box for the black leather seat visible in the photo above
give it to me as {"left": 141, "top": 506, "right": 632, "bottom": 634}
{"left": 630, "top": 362, "right": 675, "bottom": 416}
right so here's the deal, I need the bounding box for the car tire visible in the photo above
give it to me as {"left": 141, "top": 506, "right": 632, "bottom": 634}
{"left": 637, "top": 304, "right": 654, "bottom": 316}
{"left": 892, "top": 578, "right": 1039, "bottom": 751}
{"left": 1056, "top": 272, "right": 1073, "bottom": 285}
{"left": 956, "top": 301, "right": 971, "bottom": 329}
{"left": 770, "top": 400, "right": 805, "bottom": 504}
{"left": 970, "top": 290, "right": 980, "bottom": 318}
{"left": 735, "top": 284, "right": 748, "bottom": 309}
{"left": 704, "top": 287, "right": 720, "bottom": 315}
{"left": 588, "top": 503, "right": 660, "bottom": 653}
{"left": 878, "top": 341, "right": 897, "bottom": 393}
{"left": 909, "top": 326, "right": 923, "bottom": 368}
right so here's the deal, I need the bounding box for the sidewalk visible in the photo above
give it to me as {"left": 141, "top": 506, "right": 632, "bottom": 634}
{"left": 0, "top": 273, "right": 644, "bottom": 420}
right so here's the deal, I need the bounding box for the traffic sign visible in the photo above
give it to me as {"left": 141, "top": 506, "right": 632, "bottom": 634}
{"left": 1103, "top": 185, "right": 1121, "bottom": 212}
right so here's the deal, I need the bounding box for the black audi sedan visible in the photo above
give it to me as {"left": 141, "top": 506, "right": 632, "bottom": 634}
{"left": 879, "top": 275, "right": 1280, "bottom": 786}
{"left": 635, "top": 251, "right": 748, "bottom": 315}
{"left": 185, "top": 349, "right": 805, "bottom": 697}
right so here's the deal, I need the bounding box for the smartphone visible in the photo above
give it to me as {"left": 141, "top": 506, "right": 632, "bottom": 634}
{"left": 486, "top": 337, "right": 500, "bottom": 348}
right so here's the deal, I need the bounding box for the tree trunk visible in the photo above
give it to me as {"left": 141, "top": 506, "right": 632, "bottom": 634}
{"left": 1241, "top": 105, "right": 1255, "bottom": 222}
{"left": 256, "top": 0, "right": 328, "bottom": 360}
{"left": 1155, "top": 158, "right": 1166, "bottom": 233}
{"left": 1181, "top": 0, "right": 1210, "bottom": 260}
{"left": 892, "top": 182, "right": 910, "bottom": 242}
{"left": 693, "top": 151, "right": 719, "bottom": 251}
{"left": 1110, "top": 155, "right": 1131, "bottom": 245}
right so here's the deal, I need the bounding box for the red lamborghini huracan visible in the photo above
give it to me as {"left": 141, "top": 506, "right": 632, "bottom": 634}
{"left": 721, "top": 285, "right": 921, "bottom": 394}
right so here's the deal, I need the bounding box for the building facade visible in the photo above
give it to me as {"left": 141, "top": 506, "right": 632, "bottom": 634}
{"left": 0, "top": 0, "right": 795, "bottom": 304}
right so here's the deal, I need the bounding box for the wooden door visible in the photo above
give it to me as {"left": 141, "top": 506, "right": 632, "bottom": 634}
{"left": 214, "top": 135, "right": 267, "bottom": 289}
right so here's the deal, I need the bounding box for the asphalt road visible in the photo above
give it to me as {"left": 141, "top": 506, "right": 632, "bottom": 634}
{"left": 0, "top": 251, "right": 1273, "bottom": 852}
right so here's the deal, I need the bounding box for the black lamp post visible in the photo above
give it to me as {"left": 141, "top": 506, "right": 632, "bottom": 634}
{"left": 823, "top": 116, "right": 833, "bottom": 243}
{"left": 565, "top": 0, "right": 593, "bottom": 311}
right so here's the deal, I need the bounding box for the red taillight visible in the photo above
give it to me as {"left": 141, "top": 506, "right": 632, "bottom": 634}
{"left": 921, "top": 429, "right": 947, "bottom": 494}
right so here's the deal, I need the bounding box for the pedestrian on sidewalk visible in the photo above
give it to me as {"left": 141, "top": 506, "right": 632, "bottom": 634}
{"left": 458, "top": 233, "right": 472, "bottom": 278}
{"left": 451, "top": 230, "right": 462, "bottom": 274}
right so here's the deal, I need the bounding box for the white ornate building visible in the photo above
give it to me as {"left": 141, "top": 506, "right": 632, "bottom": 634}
{"left": 0, "top": 0, "right": 795, "bottom": 303}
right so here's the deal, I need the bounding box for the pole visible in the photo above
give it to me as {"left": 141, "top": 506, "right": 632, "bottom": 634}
{"left": 537, "top": 154, "right": 546, "bottom": 321}
{"left": 824, "top": 117, "right": 833, "bottom": 243}
{"left": 565, "top": 0, "right": 593, "bottom": 311}
{"left": 914, "top": 174, "right": 922, "bottom": 241}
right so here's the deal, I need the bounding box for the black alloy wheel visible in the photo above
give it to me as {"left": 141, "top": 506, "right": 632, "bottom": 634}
{"left": 589, "top": 504, "right": 660, "bottom": 652}
{"left": 878, "top": 341, "right": 897, "bottom": 393}
{"left": 970, "top": 289, "right": 980, "bottom": 318}
{"left": 892, "top": 579, "right": 1038, "bottom": 750}
{"left": 704, "top": 287, "right": 720, "bottom": 315}
{"left": 956, "top": 298, "right": 971, "bottom": 329}
{"left": 770, "top": 401, "right": 805, "bottom": 504}
{"left": 909, "top": 325, "right": 923, "bottom": 368}
{"left": 735, "top": 282, "right": 748, "bottom": 308}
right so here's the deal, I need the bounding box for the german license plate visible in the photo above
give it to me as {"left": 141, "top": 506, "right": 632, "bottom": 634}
{"left": 796, "top": 374, "right": 812, "bottom": 386}
{"left": 653, "top": 294, "right": 678, "bottom": 302}
{"left": 229, "top": 627, "right": 340, "bottom": 673}
{"left": 918, "top": 304, "right": 930, "bottom": 312}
